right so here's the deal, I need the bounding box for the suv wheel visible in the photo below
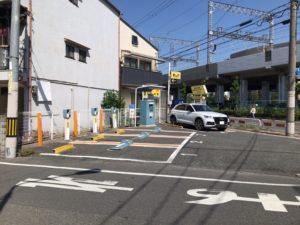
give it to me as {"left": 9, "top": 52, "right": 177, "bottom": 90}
{"left": 170, "top": 115, "right": 177, "bottom": 125}
{"left": 195, "top": 118, "right": 204, "bottom": 131}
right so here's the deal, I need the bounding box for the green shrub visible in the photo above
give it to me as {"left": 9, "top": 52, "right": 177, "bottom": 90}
{"left": 18, "top": 148, "right": 35, "bottom": 157}
{"left": 215, "top": 106, "right": 298, "bottom": 120}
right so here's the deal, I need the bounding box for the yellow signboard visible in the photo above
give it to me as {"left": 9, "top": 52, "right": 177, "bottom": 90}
{"left": 143, "top": 89, "right": 161, "bottom": 98}
{"left": 170, "top": 71, "right": 181, "bottom": 80}
{"left": 191, "top": 85, "right": 208, "bottom": 95}
{"left": 151, "top": 89, "right": 161, "bottom": 98}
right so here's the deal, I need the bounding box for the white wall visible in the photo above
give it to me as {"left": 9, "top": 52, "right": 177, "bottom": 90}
{"left": 27, "top": 0, "right": 119, "bottom": 130}
{"left": 120, "top": 20, "right": 157, "bottom": 59}
{"left": 120, "top": 20, "right": 158, "bottom": 71}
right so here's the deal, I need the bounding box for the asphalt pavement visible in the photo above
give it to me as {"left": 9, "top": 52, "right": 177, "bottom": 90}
{"left": 0, "top": 126, "right": 300, "bottom": 225}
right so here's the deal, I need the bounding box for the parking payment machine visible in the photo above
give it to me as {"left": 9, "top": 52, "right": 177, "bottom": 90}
{"left": 91, "top": 108, "right": 98, "bottom": 133}
{"left": 140, "top": 100, "right": 156, "bottom": 126}
{"left": 63, "top": 109, "right": 71, "bottom": 140}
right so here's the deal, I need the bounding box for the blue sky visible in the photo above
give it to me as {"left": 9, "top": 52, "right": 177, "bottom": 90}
{"left": 111, "top": 0, "right": 296, "bottom": 73}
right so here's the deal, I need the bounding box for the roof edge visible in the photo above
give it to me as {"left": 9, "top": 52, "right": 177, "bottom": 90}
{"left": 121, "top": 18, "right": 159, "bottom": 51}
{"left": 101, "top": 0, "right": 120, "bottom": 16}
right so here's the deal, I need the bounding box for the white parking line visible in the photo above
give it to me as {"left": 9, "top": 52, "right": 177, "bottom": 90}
{"left": 0, "top": 161, "right": 300, "bottom": 187}
{"left": 166, "top": 132, "right": 196, "bottom": 163}
{"left": 40, "top": 131, "right": 196, "bottom": 164}
{"left": 40, "top": 153, "right": 167, "bottom": 164}
{"left": 181, "top": 153, "right": 198, "bottom": 156}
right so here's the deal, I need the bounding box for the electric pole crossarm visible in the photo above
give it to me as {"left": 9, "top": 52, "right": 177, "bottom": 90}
{"left": 211, "top": 1, "right": 271, "bottom": 18}
{"left": 150, "top": 36, "right": 199, "bottom": 45}
{"left": 212, "top": 30, "right": 270, "bottom": 43}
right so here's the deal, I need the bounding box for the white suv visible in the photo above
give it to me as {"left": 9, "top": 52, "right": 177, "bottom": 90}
{"left": 169, "top": 103, "right": 229, "bottom": 131}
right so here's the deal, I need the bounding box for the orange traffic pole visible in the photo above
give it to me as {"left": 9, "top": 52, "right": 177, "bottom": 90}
{"left": 73, "top": 111, "right": 78, "bottom": 138}
{"left": 37, "top": 112, "right": 43, "bottom": 146}
{"left": 99, "top": 109, "right": 103, "bottom": 133}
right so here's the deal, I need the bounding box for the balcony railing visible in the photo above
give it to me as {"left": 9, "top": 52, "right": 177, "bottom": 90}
{"left": 0, "top": 47, "right": 9, "bottom": 70}
{"left": 121, "top": 66, "right": 166, "bottom": 87}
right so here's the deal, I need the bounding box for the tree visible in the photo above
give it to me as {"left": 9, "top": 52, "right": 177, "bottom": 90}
{"left": 101, "top": 90, "right": 125, "bottom": 109}
{"left": 230, "top": 76, "right": 240, "bottom": 108}
{"left": 180, "top": 82, "right": 187, "bottom": 102}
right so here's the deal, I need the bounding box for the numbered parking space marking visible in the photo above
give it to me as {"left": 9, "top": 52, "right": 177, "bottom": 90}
{"left": 186, "top": 188, "right": 300, "bottom": 212}
{"left": 17, "top": 175, "right": 133, "bottom": 193}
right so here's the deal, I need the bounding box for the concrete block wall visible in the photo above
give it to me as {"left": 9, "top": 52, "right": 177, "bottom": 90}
{"left": 0, "top": 115, "right": 6, "bottom": 158}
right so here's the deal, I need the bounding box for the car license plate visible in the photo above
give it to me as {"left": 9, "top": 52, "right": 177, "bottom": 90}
{"left": 219, "top": 121, "right": 224, "bottom": 125}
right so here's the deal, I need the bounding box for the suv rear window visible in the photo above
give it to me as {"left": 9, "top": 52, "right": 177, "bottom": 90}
{"left": 175, "top": 104, "right": 185, "bottom": 111}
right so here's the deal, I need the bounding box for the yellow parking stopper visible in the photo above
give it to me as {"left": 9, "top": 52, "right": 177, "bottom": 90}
{"left": 91, "top": 134, "right": 105, "bottom": 141}
{"left": 53, "top": 144, "right": 74, "bottom": 154}
{"left": 115, "top": 129, "right": 125, "bottom": 134}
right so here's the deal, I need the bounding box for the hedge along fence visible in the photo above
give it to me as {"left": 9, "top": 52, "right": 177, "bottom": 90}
{"left": 215, "top": 107, "right": 300, "bottom": 121}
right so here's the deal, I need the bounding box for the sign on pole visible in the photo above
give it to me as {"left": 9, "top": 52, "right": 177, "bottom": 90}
{"left": 171, "top": 71, "right": 181, "bottom": 80}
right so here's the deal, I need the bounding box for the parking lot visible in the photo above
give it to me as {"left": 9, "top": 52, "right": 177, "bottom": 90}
{"left": 1, "top": 125, "right": 300, "bottom": 225}
{"left": 35, "top": 126, "right": 196, "bottom": 164}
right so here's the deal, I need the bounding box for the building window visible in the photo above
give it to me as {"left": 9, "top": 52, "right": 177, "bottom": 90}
{"left": 124, "top": 57, "right": 138, "bottom": 69}
{"left": 265, "top": 50, "right": 272, "bottom": 62}
{"left": 65, "top": 39, "right": 90, "bottom": 63}
{"left": 69, "top": 0, "right": 78, "bottom": 6}
{"left": 132, "top": 35, "right": 138, "bottom": 46}
{"left": 140, "top": 60, "right": 151, "bottom": 71}
{"left": 79, "top": 49, "right": 87, "bottom": 63}
{"left": 65, "top": 44, "right": 75, "bottom": 59}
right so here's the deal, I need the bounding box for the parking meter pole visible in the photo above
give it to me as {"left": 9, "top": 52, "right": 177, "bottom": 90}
{"left": 63, "top": 109, "right": 71, "bottom": 141}
{"left": 91, "top": 108, "right": 99, "bottom": 134}
{"left": 112, "top": 108, "right": 117, "bottom": 129}
{"left": 93, "top": 116, "right": 97, "bottom": 134}
{"left": 65, "top": 119, "right": 70, "bottom": 141}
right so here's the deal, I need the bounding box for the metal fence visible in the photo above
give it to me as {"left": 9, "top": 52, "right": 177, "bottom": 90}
{"left": 17, "top": 107, "right": 168, "bottom": 144}
{"left": 209, "top": 100, "right": 300, "bottom": 109}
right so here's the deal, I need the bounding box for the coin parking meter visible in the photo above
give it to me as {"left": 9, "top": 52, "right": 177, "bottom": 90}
{"left": 111, "top": 107, "right": 117, "bottom": 129}
{"left": 140, "top": 100, "right": 156, "bottom": 126}
{"left": 63, "top": 109, "right": 71, "bottom": 140}
{"left": 91, "top": 108, "right": 98, "bottom": 133}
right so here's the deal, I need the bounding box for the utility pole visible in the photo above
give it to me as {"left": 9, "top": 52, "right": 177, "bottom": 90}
{"left": 286, "top": 0, "right": 298, "bottom": 137}
{"left": 5, "top": 0, "right": 21, "bottom": 158}
{"left": 166, "top": 62, "right": 171, "bottom": 122}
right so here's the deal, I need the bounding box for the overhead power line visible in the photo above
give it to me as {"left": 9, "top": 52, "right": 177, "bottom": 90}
{"left": 160, "top": 1, "right": 289, "bottom": 59}
{"left": 161, "top": 2, "right": 290, "bottom": 59}
{"left": 133, "top": 0, "right": 178, "bottom": 28}
{"left": 149, "top": 1, "right": 203, "bottom": 35}
{"left": 174, "top": 16, "right": 299, "bottom": 60}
